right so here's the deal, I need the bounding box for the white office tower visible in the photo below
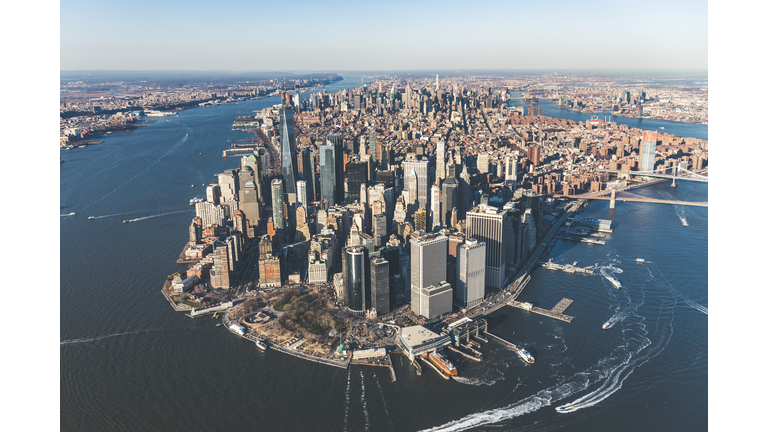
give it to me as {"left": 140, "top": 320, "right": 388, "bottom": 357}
{"left": 410, "top": 234, "right": 451, "bottom": 319}
{"left": 456, "top": 238, "right": 486, "bottom": 308}
{"left": 297, "top": 180, "right": 307, "bottom": 207}
{"left": 402, "top": 156, "right": 428, "bottom": 210}
{"left": 430, "top": 183, "right": 441, "bottom": 231}
{"left": 436, "top": 141, "right": 446, "bottom": 180}
{"left": 217, "top": 169, "right": 239, "bottom": 202}
{"left": 195, "top": 201, "right": 226, "bottom": 228}
{"left": 466, "top": 205, "right": 510, "bottom": 290}
{"left": 477, "top": 153, "right": 490, "bottom": 174}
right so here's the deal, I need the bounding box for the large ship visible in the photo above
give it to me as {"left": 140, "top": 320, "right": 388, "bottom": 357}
{"left": 428, "top": 350, "right": 457, "bottom": 376}
{"left": 517, "top": 348, "right": 535, "bottom": 364}
{"left": 605, "top": 276, "right": 622, "bottom": 289}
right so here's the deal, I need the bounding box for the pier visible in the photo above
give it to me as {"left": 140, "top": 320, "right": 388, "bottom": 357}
{"left": 508, "top": 299, "right": 574, "bottom": 323}
{"left": 483, "top": 331, "right": 520, "bottom": 351}
{"left": 541, "top": 259, "right": 595, "bottom": 274}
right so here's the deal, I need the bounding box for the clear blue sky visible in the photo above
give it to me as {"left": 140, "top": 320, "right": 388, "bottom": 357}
{"left": 60, "top": 0, "right": 707, "bottom": 71}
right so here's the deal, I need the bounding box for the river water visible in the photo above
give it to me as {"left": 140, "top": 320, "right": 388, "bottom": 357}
{"left": 61, "top": 76, "right": 707, "bottom": 432}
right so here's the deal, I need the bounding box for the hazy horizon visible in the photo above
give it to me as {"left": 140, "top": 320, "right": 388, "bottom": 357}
{"left": 61, "top": 0, "right": 707, "bottom": 71}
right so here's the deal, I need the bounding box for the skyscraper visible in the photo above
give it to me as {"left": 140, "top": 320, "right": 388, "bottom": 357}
{"left": 280, "top": 107, "right": 300, "bottom": 203}
{"left": 441, "top": 177, "right": 458, "bottom": 226}
{"left": 456, "top": 238, "right": 486, "bottom": 307}
{"left": 271, "top": 179, "right": 286, "bottom": 244}
{"left": 343, "top": 245, "right": 369, "bottom": 313}
{"left": 319, "top": 144, "right": 337, "bottom": 207}
{"left": 325, "top": 133, "right": 345, "bottom": 204}
{"left": 346, "top": 160, "right": 368, "bottom": 203}
{"left": 410, "top": 234, "right": 450, "bottom": 319}
{"left": 640, "top": 131, "right": 658, "bottom": 173}
{"left": 504, "top": 155, "right": 518, "bottom": 188}
{"left": 370, "top": 256, "right": 390, "bottom": 315}
{"left": 466, "top": 205, "right": 510, "bottom": 290}
{"left": 402, "top": 156, "right": 428, "bottom": 210}
{"left": 436, "top": 141, "right": 446, "bottom": 180}
{"left": 296, "top": 180, "right": 307, "bottom": 207}
{"left": 430, "top": 182, "right": 441, "bottom": 230}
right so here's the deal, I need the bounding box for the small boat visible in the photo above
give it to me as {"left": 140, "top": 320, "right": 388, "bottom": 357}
{"left": 123, "top": 220, "right": 129, "bottom": 224}
{"left": 635, "top": 258, "right": 645, "bottom": 263}
{"left": 255, "top": 340, "right": 268, "bottom": 351}
{"left": 88, "top": 216, "right": 95, "bottom": 220}
{"left": 68, "top": 212, "right": 76, "bottom": 216}
{"left": 681, "top": 218, "right": 688, "bottom": 226}
{"left": 191, "top": 185, "right": 194, "bottom": 188}
{"left": 602, "top": 322, "right": 611, "bottom": 330}
{"left": 517, "top": 348, "right": 535, "bottom": 364}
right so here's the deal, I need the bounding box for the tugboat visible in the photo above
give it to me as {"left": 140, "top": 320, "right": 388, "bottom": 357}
{"left": 517, "top": 348, "right": 535, "bottom": 364}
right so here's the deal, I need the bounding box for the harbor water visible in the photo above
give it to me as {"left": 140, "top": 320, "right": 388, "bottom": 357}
{"left": 61, "top": 76, "right": 707, "bottom": 432}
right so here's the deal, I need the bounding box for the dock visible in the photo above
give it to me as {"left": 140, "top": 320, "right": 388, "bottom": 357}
{"left": 483, "top": 331, "right": 520, "bottom": 351}
{"left": 446, "top": 344, "right": 482, "bottom": 362}
{"left": 508, "top": 299, "right": 574, "bottom": 323}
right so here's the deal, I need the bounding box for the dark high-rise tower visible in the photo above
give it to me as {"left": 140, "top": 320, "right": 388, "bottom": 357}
{"left": 343, "top": 246, "right": 369, "bottom": 313}
{"left": 442, "top": 177, "right": 458, "bottom": 226}
{"left": 319, "top": 144, "right": 337, "bottom": 207}
{"left": 370, "top": 256, "right": 390, "bottom": 315}
{"left": 280, "top": 107, "right": 299, "bottom": 203}
{"left": 326, "top": 133, "right": 345, "bottom": 205}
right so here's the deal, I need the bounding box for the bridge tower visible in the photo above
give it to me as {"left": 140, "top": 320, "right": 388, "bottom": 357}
{"left": 671, "top": 163, "right": 679, "bottom": 187}
{"left": 610, "top": 189, "right": 616, "bottom": 209}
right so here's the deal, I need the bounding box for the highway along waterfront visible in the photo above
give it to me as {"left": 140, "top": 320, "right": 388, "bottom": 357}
{"left": 61, "top": 77, "right": 707, "bottom": 432}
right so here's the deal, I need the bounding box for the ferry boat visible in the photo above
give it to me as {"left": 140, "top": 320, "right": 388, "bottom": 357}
{"left": 255, "top": 340, "right": 268, "bottom": 351}
{"left": 602, "top": 322, "right": 612, "bottom": 330}
{"left": 428, "top": 350, "right": 458, "bottom": 376}
{"left": 517, "top": 348, "right": 535, "bottom": 364}
{"left": 636, "top": 258, "right": 645, "bottom": 263}
{"left": 605, "top": 276, "right": 622, "bottom": 289}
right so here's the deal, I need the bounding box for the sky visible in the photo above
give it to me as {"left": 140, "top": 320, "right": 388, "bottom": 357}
{"left": 59, "top": 0, "right": 709, "bottom": 71}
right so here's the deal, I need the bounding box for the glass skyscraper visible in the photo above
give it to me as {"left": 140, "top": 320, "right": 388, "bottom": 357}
{"left": 319, "top": 144, "right": 336, "bottom": 207}
{"left": 280, "top": 108, "right": 299, "bottom": 203}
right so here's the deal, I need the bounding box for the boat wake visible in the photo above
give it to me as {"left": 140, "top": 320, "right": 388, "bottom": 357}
{"left": 80, "top": 134, "right": 190, "bottom": 213}
{"left": 423, "top": 277, "right": 677, "bottom": 432}
{"left": 60, "top": 327, "right": 191, "bottom": 345}
{"left": 360, "top": 371, "right": 370, "bottom": 431}
{"left": 124, "top": 209, "right": 191, "bottom": 223}
{"left": 646, "top": 264, "right": 707, "bottom": 316}
{"left": 342, "top": 369, "right": 351, "bottom": 432}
